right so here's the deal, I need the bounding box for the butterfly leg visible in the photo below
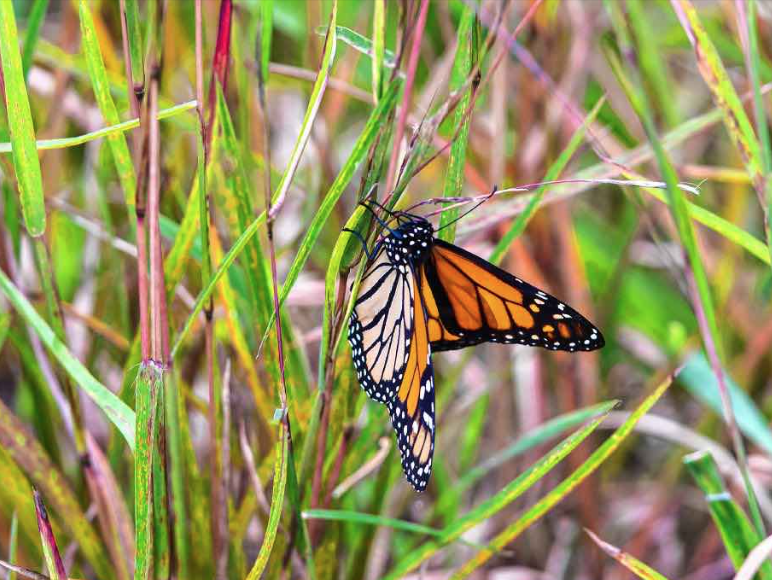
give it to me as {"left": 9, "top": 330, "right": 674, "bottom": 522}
{"left": 342, "top": 228, "right": 376, "bottom": 261}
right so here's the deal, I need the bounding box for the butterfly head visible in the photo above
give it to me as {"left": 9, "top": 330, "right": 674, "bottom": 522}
{"left": 384, "top": 217, "right": 435, "bottom": 265}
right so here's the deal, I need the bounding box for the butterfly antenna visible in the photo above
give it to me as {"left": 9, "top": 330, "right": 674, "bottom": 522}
{"left": 358, "top": 200, "right": 400, "bottom": 235}
{"left": 435, "top": 185, "right": 498, "bottom": 232}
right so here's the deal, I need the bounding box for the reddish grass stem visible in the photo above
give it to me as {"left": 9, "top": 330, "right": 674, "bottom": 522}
{"left": 384, "top": 0, "right": 430, "bottom": 196}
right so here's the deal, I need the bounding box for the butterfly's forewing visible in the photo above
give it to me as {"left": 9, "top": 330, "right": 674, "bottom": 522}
{"left": 421, "top": 239, "right": 604, "bottom": 353}
{"left": 348, "top": 244, "right": 415, "bottom": 403}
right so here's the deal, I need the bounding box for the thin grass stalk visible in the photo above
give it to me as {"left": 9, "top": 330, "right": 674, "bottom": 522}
{"left": 30, "top": 238, "right": 85, "bottom": 455}
{"left": 254, "top": 0, "right": 306, "bottom": 571}
{"left": 119, "top": 0, "right": 141, "bottom": 132}
{"left": 605, "top": 34, "right": 766, "bottom": 538}
{"left": 738, "top": 0, "right": 772, "bottom": 269}
{"left": 21, "top": 0, "right": 49, "bottom": 80}
{"left": 384, "top": 0, "right": 429, "bottom": 196}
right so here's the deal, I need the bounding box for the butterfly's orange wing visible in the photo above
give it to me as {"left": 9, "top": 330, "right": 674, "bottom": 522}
{"left": 386, "top": 271, "right": 435, "bottom": 491}
{"left": 420, "top": 239, "right": 604, "bottom": 353}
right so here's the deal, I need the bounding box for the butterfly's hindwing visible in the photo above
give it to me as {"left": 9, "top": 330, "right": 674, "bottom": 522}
{"left": 386, "top": 272, "right": 435, "bottom": 491}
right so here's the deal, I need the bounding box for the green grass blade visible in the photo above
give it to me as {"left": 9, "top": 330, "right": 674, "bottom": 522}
{"left": 21, "top": 0, "right": 49, "bottom": 79}
{"left": 134, "top": 365, "right": 159, "bottom": 580}
{"left": 586, "top": 529, "right": 674, "bottom": 580}
{"left": 317, "top": 25, "right": 397, "bottom": 69}
{"left": 0, "top": 268, "right": 135, "bottom": 450}
{"left": 79, "top": 0, "right": 137, "bottom": 210}
{"left": 684, "top": 451, "right": 772, "bottom": 579}
{"left": 438, "top": 4, "right": 476, "bottom": 242}
{"left": 172, "top": 78, "right": 401, "bottom": 358}
{"left": 0, "top": 100, "right": 196, "bottom": 154}
{"left": 450, "top": 374, "right": 673, "bottom": 578}
{"left": 123, "top": 0, "right": 144, "bottom": 91}
{"left": 736, "top": 535, "right": 772, "bottom": 580}
{"left": 679, "top": 352, "right": 772, "bottom": 455}
{"left": 0, "top": 401, "right": 112, "bottom": 579}
{"left": 383, "top": 399, "right": 618, "bottom": 579}
{"left": 672, "top": 0, "right": 763, "bottom": 190}
{"left": 489, "top": 97, "right": 604, "bottom": 265}
{"left": 625, "top": 0, "right": 678, "bottom": 127}
{"left": 605, "top": 29, "right": 764, "bottom": 535}
{"left": 438, "top": 401, "right": 619, "bottom": 509}
{"left": 0, "top": 0, "right": 46, "bottom": 236}
{"left": 371, "top": 0, "right": 385, "bottom": 102}
{"left": 246, "top": 426, "right": 288, "bottom": 580}
{"left": 270, "top": 1, "right": 336, "bottom": 220}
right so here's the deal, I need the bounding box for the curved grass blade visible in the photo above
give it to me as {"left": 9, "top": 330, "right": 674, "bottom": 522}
{"left": 0, "top": 0, "right": 46, "bottom": 236}
{"left": 79, "top": 0, "right": 137, "bottom": 209}
{"left": 438, "top": 4, "right": 477, "bottom": 242}
{"left": 0, "top": 101, "right": 196, "bottom": 154}
{"left": 383, "top": 399, "right": 618, "bottom": 579}
{"left": 450, "top": 373, "right": 673, "bottom": 578}
{"left": 171, "top": 78, "right": 401, "bottom": 358}
{"left": 0, "top": 268, "right": 135, "bottom": 450}
{"left": 21, "top": 0, "right": 49, "bottom": 79}
{"left": 489, "top": 96, "right": 604, "bottom": 265}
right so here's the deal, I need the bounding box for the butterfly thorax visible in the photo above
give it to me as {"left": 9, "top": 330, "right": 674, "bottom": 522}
{"left": 383, "top": 218, "right": 435, "bottom": 267}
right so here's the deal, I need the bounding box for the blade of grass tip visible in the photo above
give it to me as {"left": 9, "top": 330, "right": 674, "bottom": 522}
{"left": 21, "top": 0, "right": 49, "bottom": 80}
{"left": 604, "top": 33, "right": 765, "bottom": 537}
{"left": 740, "top": 0, "right": 772, "bottom": 268}
{"left": 671, "top": 0, "right": 770, "bottom": 263}
{"left": 384, "top": 0, "right": 429, "bottom": 196}
{"left": 33, "top": 489, "right": 66, "bottom": 580}
{"left": 684, "top": 451, "right": 772, "bottom": 580}
{"left": 135, "top": 364, "right": 160, "bottom": 580}
{"left": 438, "top": 3, "right": 477, "bottom": 243}
{"left": 0, "top": 0, "right": 46, "bottom": 236}
{"left": 735, "top": 534, "right": 772, "bottom": 580}
{"left": 0, "top": 268, "right": 135, "bottom": 449}
{"left": 246, "top": 426, "right": 289, "bottom": 580}
{"left": 585, "top": 529, "right": 674, "bottom": 580}
{"left": 449, "top": 374, "right": 673, "bottom": 578}
{"left": 79, "top": 0, "right": 138, "bottom": 214}
{"left": 383, "top": 399, "right": 619, "bottom": 579}
{"left": 371, "top": 0, "right": 385, "bottom": 102}
{"left": 489, "top": 96, "right": 605, "bottom": 265}
{"left": 8, "top": 511, "right": 18, "bottom": 580}
{"left": 172, "top": 77, "right": 401, "bottom": 358}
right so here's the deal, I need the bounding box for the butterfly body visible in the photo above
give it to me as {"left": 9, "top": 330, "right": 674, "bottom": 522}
{"left": 348, "top": 212, "right": 604, "bottom": 491}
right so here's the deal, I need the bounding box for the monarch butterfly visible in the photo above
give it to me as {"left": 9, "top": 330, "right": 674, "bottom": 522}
{"left": 347, "top": 203, "right": 604, "bottom": 491}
